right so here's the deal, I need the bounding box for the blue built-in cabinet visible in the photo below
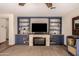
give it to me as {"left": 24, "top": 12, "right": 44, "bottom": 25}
{"left": 15, "top": 34, "right": 28, "bottom": 44}
{"left": 50, "top": 35, "right": 64, "bottom": 45}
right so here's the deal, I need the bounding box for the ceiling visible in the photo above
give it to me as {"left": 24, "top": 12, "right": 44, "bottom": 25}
{"left": 0, "top": 3, "right": 79, "bottom": 16}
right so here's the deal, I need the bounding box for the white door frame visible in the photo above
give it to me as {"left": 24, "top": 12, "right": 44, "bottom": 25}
{"left": 0, "top": 14, "right": 15, "bottom": 45}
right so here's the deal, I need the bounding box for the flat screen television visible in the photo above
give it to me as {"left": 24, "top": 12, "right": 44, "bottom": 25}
{"left": 32, "top": 23, "right": 47, "bottom": 33}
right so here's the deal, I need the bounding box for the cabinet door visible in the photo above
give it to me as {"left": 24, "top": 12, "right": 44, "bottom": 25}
{"left": 15, "top": 35, "right": 24, "bottom": 44}
{"left": 58, "top": 35, "right": 64, "bottom": 44}
{"left": 50, "top": 35, "right": 64, "bottom": 45}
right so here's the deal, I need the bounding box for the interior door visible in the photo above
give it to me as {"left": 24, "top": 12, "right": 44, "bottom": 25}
{"left": 0, "top": 18, "right": 7, "bottom": 43}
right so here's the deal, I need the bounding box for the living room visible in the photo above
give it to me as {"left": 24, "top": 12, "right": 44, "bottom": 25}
{"left": 0, "top": 3, "right": 79, "bottom": 56}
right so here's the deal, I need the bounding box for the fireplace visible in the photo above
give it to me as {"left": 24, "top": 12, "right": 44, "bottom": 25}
{"left": 29, "top": 34, "right": 50, "bottom": 46}
{"left": 33, "top": 37, "right": 46, "bottom": 46}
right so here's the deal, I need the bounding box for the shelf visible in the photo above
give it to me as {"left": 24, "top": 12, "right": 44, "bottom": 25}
{"left": 50, "top": 29, "right": 60, "bottom": 30}
{"left": 50, "top": 25, "right": 60, "bottom": 27}
{"left": 50, "top": 22, "right": 60, "bottom": 23}
{"left": 50, "top": 19, "right": 60, "bottom": 21}
{"left": 19, "top": 25, "right": 29, "bottom": 27}
{"left": 20, "top": 21, "right": 29, "bottom": 23}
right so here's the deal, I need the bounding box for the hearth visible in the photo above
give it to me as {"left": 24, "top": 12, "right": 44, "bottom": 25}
{"left": 33, "top": 37, "right": 46, "bottom": 46}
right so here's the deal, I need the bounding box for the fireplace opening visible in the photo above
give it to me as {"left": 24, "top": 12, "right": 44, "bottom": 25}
{"left": 33, "top": 37, "right": 46, "bottom": 46}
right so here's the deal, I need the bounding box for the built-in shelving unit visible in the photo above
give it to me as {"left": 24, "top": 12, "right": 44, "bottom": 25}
{"left": 16, "top": 17, "right": 63, "bottom": 45}
{"left": 18, "top": 18, "right": 30, "bottom": 34}
{"left": 17, "top": 17, "right": 62, "bottom": 35}
{"left": 49, "top": 19, "right": 61, "bottom": 35}
{"left": 49, "top": 18, "right": 63, "bottom": 45}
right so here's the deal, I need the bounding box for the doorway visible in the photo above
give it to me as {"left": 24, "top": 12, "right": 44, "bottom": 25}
{"left": 0, "top": 18, "right": 9, "bottom": 51}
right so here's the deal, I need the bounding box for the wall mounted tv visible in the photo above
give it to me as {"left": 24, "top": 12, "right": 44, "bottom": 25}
{"left": 32, "top": 23, "right": 47, "bottom": 33}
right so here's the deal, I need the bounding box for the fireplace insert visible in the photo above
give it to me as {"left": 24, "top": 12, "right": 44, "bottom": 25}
{"left": 33, "top": 37, "right": 46, "bottom": 46}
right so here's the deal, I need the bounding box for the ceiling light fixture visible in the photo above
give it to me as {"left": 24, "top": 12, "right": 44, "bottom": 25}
{"left": 19, "top": 3, "right": 26, "bottom": 6}
{"left": 18, "top": 3, "right": 56, "bottom": 9}
{"left": 45, "top": 3, "right": 56, "bottom": 9}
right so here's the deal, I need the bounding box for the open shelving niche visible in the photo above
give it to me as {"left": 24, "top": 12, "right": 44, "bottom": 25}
{"left": 18, "top": 18, "right": 30, "bottom": 34}
{"left": 49, "top": 18, "right": 63, "bottom": 45}
{"left": 49, "top": 18, "right": 61, "bottom": 35}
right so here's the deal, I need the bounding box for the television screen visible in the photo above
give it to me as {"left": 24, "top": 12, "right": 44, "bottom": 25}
{"left": 32, "top": 23, "right": 47, "bottom": 32}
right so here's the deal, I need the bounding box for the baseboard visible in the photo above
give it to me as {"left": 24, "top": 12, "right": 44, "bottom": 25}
{"left": 0, "top": 41, "right": 15, "bottom": 53}
{"left": 0, "top": 41, "right": 8, "bottom": 53}
{"left": 0, "top": 41, "right": 6, "bottom": 45}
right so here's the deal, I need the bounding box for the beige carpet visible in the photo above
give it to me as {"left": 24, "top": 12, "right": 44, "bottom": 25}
{"left": 0, "top": 45, "right": 69, "bottom": 56}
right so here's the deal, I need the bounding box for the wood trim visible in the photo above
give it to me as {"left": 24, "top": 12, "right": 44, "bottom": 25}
{"left": 17, "top": 17, "right": 62, "bottom": 19}
{"left": 0, "top": 44, "right": 15, "bottom": 53}
{"left": 60, "top": 17, "right": 62, "bottom": 34}
{"left": 0, "top": 41, "right": 8, "bottom": 53}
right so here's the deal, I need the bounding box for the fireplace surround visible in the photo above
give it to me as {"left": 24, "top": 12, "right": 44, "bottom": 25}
{"left": 33, "top": 37, "right": 46, "bottom": 46}
{"left": 29, "top": 34, "right": 50, "bottom": 46}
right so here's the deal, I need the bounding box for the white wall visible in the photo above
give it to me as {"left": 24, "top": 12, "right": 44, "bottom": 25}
{"left": 62, "top": 8, "right": 79, "bottom": 45}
